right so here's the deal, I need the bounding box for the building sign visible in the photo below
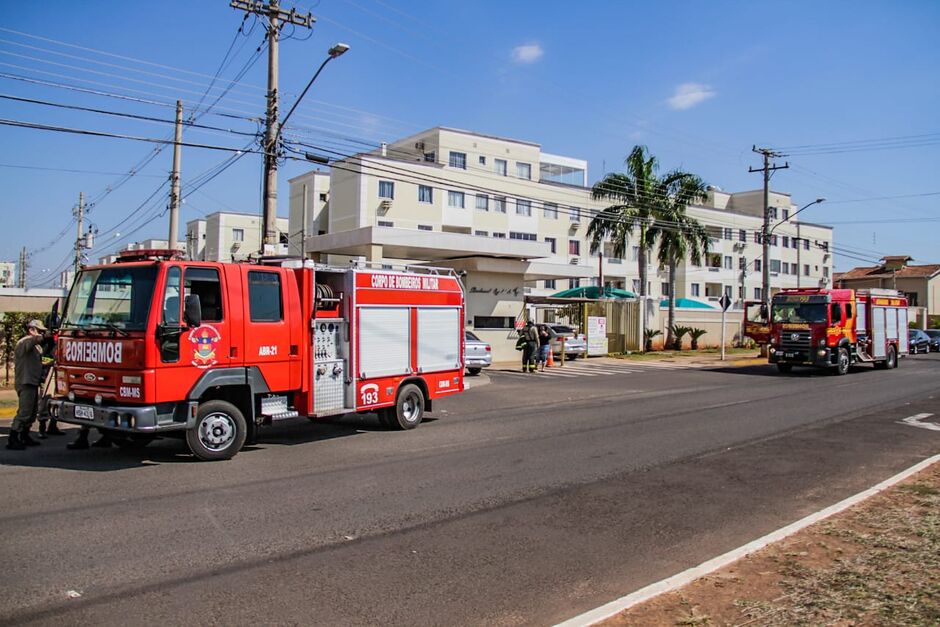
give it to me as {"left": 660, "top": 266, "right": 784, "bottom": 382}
{"left": 587, "top": 316, "right": 608, "bottom": 356}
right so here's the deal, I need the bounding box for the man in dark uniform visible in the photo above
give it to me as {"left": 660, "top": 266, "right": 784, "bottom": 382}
{"left": 6, "top": 319, "right": 49, "bottom": 450}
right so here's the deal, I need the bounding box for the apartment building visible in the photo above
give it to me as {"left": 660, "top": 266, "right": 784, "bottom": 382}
{"left": 835, "top": 255, "right": 940, "bottom": 318}
{"left": 97, "top": 239, "right": 186, "bottom": 265}
{"left": 0, "top": 261, "right": 15, "bottom": 288}
{"left": 186, "top": 212, "right": 288, "bottom": 262}
{"left": 289, "top": 126, "right": 833, "bottom": 358}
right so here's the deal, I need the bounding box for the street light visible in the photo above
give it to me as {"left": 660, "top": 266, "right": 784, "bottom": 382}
{"left": 261, "top": 43, "right": 350, "bottom": 251}
{"left": 767, "top": 197, "right": 825, "bottom": 291}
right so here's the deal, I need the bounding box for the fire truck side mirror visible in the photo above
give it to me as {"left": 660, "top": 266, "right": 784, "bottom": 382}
{"left": 184, "top": 294, "right": 202, "bottom": 328}
{"left": 760, "top": 303, "right": 768, "bottom": 321}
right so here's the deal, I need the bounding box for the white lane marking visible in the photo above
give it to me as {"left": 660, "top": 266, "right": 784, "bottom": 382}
{"left": 898, "top": 413, "right": 940, "bottom": 431}
{"left": 555, "top": 452, "right": 940, "bottom": 627}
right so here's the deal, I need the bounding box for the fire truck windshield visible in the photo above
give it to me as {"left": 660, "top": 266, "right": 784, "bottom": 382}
{"left": 63, "top": 266, "right": 158, "bottom": 331}
{"left": 771, "top": 303, "right": 827, "bottom": 324}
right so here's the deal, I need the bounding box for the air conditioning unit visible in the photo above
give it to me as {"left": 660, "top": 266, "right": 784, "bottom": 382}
{"left": 569, "top": 221, "right": 581, "bottom": 230}
{"left": 820, "top": 276, "right": 830, "bottom": 286}
{"left": 231, "top": 241, "right": 241, "bottom": 251}
{"left": 732, "top": 242, "right": 745, "bottom": 252}
{"left": 414, "top": 141, "right": 425, "bottom": 150}
{"left": 569, "top": 257, "right": 580, "bottom": 265}
{"left": 378, "top": 199, "right": 392, "bottom": 214}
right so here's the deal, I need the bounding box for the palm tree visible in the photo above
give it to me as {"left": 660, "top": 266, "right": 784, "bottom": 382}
{"left": 588, "top": 145, "right": 708, "bottom": 350}
{"left": 655, "top": 176, "right": 709, "bottom": 348}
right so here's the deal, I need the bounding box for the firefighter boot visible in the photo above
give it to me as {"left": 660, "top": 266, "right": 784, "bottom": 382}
{"left": 38, "top": 419, "right": 48, "bottom": 439}
{"left": 5, "top": 431, "right": 25, "bottom": 450}
{"left": 66, "top": 430, "right": 90, "bottom": 450}
{"left": 20, "top": 428, "right": 41, "bottom": 446}
{"left": 45, "top": 418, "right": 65, "bottom": 436}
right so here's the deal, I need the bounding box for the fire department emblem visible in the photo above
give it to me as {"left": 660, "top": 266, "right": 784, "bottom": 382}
{"left": 791, "top": 333, "right": 801, "bottom": 342}
{"left": 189, "top": 325, "right": 221, "bottom": 368}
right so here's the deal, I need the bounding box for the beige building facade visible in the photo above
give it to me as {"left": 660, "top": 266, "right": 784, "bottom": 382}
{"left": 186, "top": 212, "right": 288, "bottom": 262}
{"left": 289, "top": 127, "right": 834, "bottom": 359}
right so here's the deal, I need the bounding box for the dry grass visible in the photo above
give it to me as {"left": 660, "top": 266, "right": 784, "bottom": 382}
{"left": 605, "top": 464, "right": 940, "bottom": 626}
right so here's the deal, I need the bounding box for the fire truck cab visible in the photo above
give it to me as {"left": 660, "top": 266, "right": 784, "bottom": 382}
{"left": 49, "top": 251, "right": 466, "bottom": 460}
{"left": 767, "top": 287, "right": 909, "bottom": 375}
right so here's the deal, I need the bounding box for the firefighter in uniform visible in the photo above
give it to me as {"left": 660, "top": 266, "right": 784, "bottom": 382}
{"left": 6, "top": 319, "right": 49, "bottom": 450}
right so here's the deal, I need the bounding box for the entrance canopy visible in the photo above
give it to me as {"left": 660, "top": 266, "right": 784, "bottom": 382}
{"left": 551, "top": 286, "right": 636, "bottom": 299}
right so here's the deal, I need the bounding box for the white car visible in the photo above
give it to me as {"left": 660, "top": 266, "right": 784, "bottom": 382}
{"left": 548, "top": 325, "right": 587, "bottom": 360}
{"left": 464, "top": 330, "right": 492, "bottom": 375}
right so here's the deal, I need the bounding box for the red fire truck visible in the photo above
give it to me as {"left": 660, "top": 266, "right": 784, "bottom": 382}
{"left": 49, "top": 251, "right": 466, "bottom": 460}
{"left": 767, "top": 287, "right": 909, "bottom": 375}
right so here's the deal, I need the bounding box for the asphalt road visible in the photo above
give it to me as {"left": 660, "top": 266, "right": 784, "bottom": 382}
{"left": 2, "top": 354, "right": 939, "bottom": 626}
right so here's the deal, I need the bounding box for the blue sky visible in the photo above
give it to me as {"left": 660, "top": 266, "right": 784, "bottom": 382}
{"left": 1, "top": 0, "right": 938, "bottom": 285}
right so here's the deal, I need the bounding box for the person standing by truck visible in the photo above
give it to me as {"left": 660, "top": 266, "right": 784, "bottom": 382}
{"left": 520, "top": 320, "right": 539, "bottom": 372}
{"left": 6, "top": 319, "right": 48, "bottom": 450}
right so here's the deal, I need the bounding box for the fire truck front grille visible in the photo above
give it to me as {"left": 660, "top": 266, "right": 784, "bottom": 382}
{"left": 780, "top": 331, "right": 812, "bottom": 354}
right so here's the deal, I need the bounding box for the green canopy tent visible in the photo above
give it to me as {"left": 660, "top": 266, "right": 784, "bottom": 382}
{"left": 550, "top": 286, "right": 636, "bottom": 299}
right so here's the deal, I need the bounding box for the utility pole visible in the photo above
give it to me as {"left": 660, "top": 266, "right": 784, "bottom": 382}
{"left": 74, "top": 191, "right": 85, "bottom": 274}
{"left": 168, "top": 99, "right": 183, "bottom": 251}
{"left": 18, "top": 246, "right": 27, "bottom": 288}
{"left": 230, "top": 0, "right": 314, "bottom": 253}
{"left": 749, "top": 147, "right": 788, "bottom": 312}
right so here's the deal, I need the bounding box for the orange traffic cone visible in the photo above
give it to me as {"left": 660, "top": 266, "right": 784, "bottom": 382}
{"left": 546, "top": 349, "right": 554, "bottom": 367}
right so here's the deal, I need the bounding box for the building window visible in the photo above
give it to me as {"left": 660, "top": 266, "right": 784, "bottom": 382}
{"left": 248, "top": 271, "right": 283, "bottom": 322}
{"left": 723, "top": 228, "right": 732, "bottom": 240}
{"left": 378, "top": 180, "right": 394, "bottom": 199}
{"left": 418, "top": 224, "right": 433, "bottom": 231}
{"left": 782, "top": 262, "right": 789, "bottom": 274}
{"left": 707, "top": 253, "right": 722, "bottom": 268}
{"left": 662, "top": 282, "right": 670, "bottom": 296}
{"left": 770, "top": 235, "right": 778, "bottom": 246}
{"left": 377, "top": 220, "right": 394, "bottom": 227}
{"left": 568, "top": 240, "right": 580, "bottom": 256}
{"left": 448, "top": 151, "right": 466, "bottom": 169}
{"left": 754, "top": 232, "right": 761, "bottom": 244}
{"left": 478, "top": 155, "right": 486, "bottom": 165}
{"left": 754, "top": 287, "right": 763, "bottom": 301}
{"left": 232, "top": 228, "right": 244, "bottom": 242}
{"left": 509, "top": 231, "right": 537, "bottom": 241}
{"left": 738, "top": 286, "right": 744, "bottom": 299}
{"left": 494, "top": 196, "right": 507, "bottom": 213}
{"left": 516, "top": 162, "right": 531, "bottom": 180}
{"left": 319, "top": 193, "right": 327, "bottom": 202}
{"left": 448, "top": 191, "right": 465, "bottom": 208}
{"left": 475, "top": 194, "right": 489, "bottom": 211}
{"left": 769, "top": 207, "right": 778, "bottom": 220}
{"left": 493, "top": 232, "right": 506, "bottom": 239}
{"left": 770, "top": 259, "right": 781, "bottom": 273}
{"left": 803, "top": 239, "right": 810, "bottom": 250}
{"left": 631, "top": 246, "right": 639, "bottom": 262}
{"left": 545, "top": 237, "right": 556, "bottom": 254}
{"left": 738, "top": 257, "right": 746, "bottom": 270}
{"left": 474, "top": 316, "right": 515, "bottom": 329}
{"left": 515, "top": 199, "right": 532, "bottom": 216}
{"left": 495, "top": 159, "right": 507, "bottom": 176}
{"left": 691, "top": 283, "right": 700, "bottom": 297}
{"left": 754, "top": 259, "right": 762, "bottom": 272}
{"left": 821, "top": 241, "right": 829, "bottom": 252}
{"left": 724, "top": 255, "right": 732, "bottom": 269}
{"left": 544, "top": 279, "right": 556, "bottom": 289}
{"left": 782, "top": 236, "right": 789, "bottom": 247}
{"left": 543, "top": 202, "right": 558, "bottom": 219}
{"left": 804, "top": 264, "right": 810, "bottom": 276}
{"left": 739, "top": 229, "right": 747, "bottom": 242}
{"left": 418, "top": 185, "right": 433, "bottom": 203}
{"left": 474, "top": 230, "right": 488, "bottom": 237}
{"left": 632, "top": 279, "right": 641, "bottom": 293}
{"left": 571, "top": 279, "right": 581, "bottom": 288}
{"left": 724, "top": 285, "right": 732, "bottom": 298}
{"left": 570, "top": 206, "right": 581, "bottom": 222}
{"left": 423, "top": 151, "right": 436, "bottom": 163}
{"left": 823, "top": 266, "right": 830, "bottom": 277}
{"left": 783, "top": 208, "right": 790, "bottom": 220}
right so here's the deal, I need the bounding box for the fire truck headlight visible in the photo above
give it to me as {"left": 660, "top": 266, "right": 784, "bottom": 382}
{"left": 818, "top": 339, "right": 826, "bottom": 347}
{"left": 818, "top": 349, "right": 827, "bottom": 357}
{"left": 68, "top": 391, "right": 75, "bottom": 402}
{"left": 769, "top": 336, "right": 776, "bottom": 346}
{"left": 94, "top": 393, "right": 103, "bottom": 405}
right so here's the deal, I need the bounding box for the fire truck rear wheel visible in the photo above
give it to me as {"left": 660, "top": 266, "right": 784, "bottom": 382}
{"left": 886, "top": 346, "right": 898, "bottom": 369}
{"left": 835, "top": 347, "right": 850, "bottom": 376}
{"left": 186, "top": 400, "right": 247, "bottom": 461}
{"left": 389, "top": 384, "right": 425, "bottom": 431}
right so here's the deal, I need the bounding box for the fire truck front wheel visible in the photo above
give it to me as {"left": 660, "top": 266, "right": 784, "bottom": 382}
{"left": 388, "top": 384, "right": 425, "bottom": 431}
{"left": 186, "top": 400, "right": 247, "bottom": 461}
{"left": 835, "top": 347, "right": 850, "bottom": 376}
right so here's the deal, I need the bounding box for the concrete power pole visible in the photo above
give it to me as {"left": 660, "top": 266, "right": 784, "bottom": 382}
{"left": 74, "top": 191, "right": 85, "bottom": 274}
{"left": 168, "top": 99, "right": 183, "bottom": 250}
{"left": 230, "top": 0, "right": 314, "bottom": 253}
{"left": 749, "top": 147, "right": 788, "bottom": 311}
{"left": 18, "top": 246, "right": 27, "bottom": 288}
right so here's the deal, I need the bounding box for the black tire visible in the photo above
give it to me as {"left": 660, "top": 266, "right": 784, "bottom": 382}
{"left": 567, "top": 354, "right": 579, "bottom": 361}
{"left": 387, "top": 384, "right": 425, "bottom": 431}
{"left": 835, "top": 347, "right": 850, "bottom": 375}
{"left": 186, "top": 400, "right": 247, "bottom": 461}
{"left": 467, "top": 367, "right": 482, "bottom": 376}
{"left": 776, "top": 363, "right": 792, "bottom": 373}
{"left": 111, "top": 434, "right": 156, "bottom": 449}
{"left": 886, "top": 345, "right": 897, "bottom": 369}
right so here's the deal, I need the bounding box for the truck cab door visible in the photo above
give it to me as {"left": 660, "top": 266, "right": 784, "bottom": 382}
{"left": 241, "top": 267, "right": 291, "bottom": 392}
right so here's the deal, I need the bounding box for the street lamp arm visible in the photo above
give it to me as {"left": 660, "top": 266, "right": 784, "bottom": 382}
{"left": 277, "top": 43, "right": 349, "bottom": 142}
{"left": 769, "top": 197, "right": 826, "bottom": 236}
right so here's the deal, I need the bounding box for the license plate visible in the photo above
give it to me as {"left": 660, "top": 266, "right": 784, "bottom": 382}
{"left": 74, "top": 405, "right": 94, "bottom": 420}
{"left": 784, "top": 352, "right": 797, "bottom": 358}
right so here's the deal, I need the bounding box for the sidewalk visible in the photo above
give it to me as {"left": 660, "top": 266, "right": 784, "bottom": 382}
{"left": 486, "top": 349, "right": 766, "bottom": 376}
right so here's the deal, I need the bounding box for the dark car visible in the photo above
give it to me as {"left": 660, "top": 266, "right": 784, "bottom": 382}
{"left": 908, "top": 329, "right": 930, "bottom": 354}
{"left": 924, "top": 329, "right": 940, "bottom": 352}
{"left": 463, "top": 330, "right": 492, "bottom": 375}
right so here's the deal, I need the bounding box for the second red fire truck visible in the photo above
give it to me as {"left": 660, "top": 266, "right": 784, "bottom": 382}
{"left": 767, "top": 287, "right": 909, "bottom": 375}
{"left": 49, "top": 251, "right": 466, "bottom": 460}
